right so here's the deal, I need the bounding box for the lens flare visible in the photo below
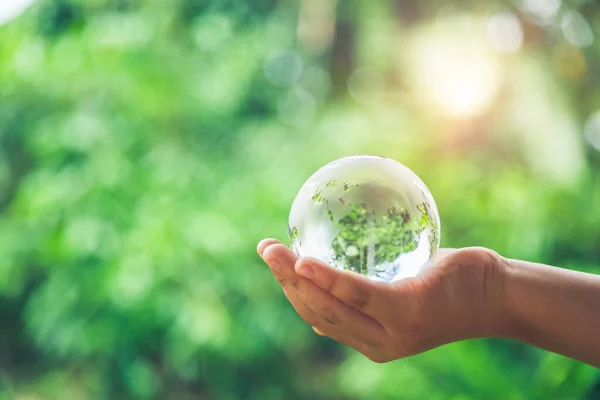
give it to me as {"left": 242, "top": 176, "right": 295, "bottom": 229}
{"left": 407, "top": 16, "right": 502, "bottom": 118}
{"left": 486, "top": 11, "right": 524, "bottom": 54}
{"left": 0, "top": 0, "right": 36, "bottom": 26}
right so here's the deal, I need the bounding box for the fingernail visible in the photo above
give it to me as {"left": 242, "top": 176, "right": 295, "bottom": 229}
{"left": 296, "top": 264, "right": 314, "bottom": 279}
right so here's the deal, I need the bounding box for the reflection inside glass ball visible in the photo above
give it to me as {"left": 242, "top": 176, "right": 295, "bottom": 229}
{"left": 289, "top": 155, "right": 441, "bottom": 282}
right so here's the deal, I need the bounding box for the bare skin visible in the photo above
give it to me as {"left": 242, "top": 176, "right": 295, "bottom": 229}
{"left": 257, "top": 239, "right": 600, "bottom": 367}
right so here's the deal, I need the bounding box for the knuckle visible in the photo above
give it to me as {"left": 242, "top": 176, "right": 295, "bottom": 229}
{"left": 329, "top": 279, "right": 372, "bottom": 310}
{"left": 456, "top": 247, "right": 504, "bottom": 270}
{"left": 275, "top": 275, "right": 298, "bottom": 289}
{"left": 275, "top": 276, "right": 287, "bottom": 285}
{"left": 300, "top": 313, "right": 318, "bottom": 327}
{"left": 324, "top": 275, "right": 336, "bottom": 292}
{"left": 320, "top": 308, "right": 340, "bottom": 325}
{"left": 346, "top": 292, "right": 369, "bottom": 310}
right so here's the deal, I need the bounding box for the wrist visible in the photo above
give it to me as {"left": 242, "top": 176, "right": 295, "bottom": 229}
{"left": 426, "top": 247, "right": 515, "bottom": 342}
{"left": 471, "top": 249, "right": 515, "bottom": 339}
{"left": 495, "top": 257, "right": 552, "bottom": 346}
{"left": 491, "top": 256, "right": 535, "bottom": 342}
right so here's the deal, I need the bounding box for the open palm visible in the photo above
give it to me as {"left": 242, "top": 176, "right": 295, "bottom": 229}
{"left": 258, "top": 239, "right": 507, "bottom": 363}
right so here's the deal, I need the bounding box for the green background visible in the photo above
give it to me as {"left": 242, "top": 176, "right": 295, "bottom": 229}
{"left": 0, "top": 0, "right": 599, "bottom": 398}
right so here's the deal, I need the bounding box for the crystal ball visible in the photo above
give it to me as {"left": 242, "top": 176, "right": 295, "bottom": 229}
{"left": 288, "top": 155, "right": 441, "bottom": 282}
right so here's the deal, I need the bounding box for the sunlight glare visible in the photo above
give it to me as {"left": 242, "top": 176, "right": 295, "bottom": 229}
{"left": 407, "top": 16, "right": 502, "bottom": 118}
{"left": 0, "top": 0, "right": 36, "bottom": 26}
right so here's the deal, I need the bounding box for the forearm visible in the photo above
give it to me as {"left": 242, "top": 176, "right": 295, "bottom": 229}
{"left": 501, "top": 258, "right": 600, "bottom": 367}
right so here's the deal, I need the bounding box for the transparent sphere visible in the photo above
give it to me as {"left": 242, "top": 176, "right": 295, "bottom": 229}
{"left": 289, "top": 155, "right": 441, "bottom": 282}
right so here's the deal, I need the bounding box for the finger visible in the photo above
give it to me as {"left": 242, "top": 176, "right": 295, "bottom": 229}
{"left": 313, "top": 326, "right": 327, "bottom": 336}
{"left": 295, "top": 257, "right": 396, "bottom": 320}
{"left": 417, "top": 248, "right": 457, "bottom": 275}
{"left": 261, "top": 243, "right": 301, "bottom": 290}
{"left": 426, "top": 248, "right": 456, "bottom": 265}
{"left": 257, "top": 238, "right": 282, "bottom": 257}
{"left": 262, "top": 244, "right": 365, "bottom": 348}
{"left": 261, "top": 244, "right": 372, "bottom": 351}
{"left": 289, "top": 263, "right": 386, "bottom": 346}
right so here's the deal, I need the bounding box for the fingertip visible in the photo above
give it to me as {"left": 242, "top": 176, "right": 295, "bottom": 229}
{"left": 295, "top": 259, "right": 315, "bottom": 279}
{"left": 312, "top": 326, "right": 326, "bottom": 336}
{"left": 262, "top": 243, "right": 295, "bottom": 264}
{"left": 257, "top": 238, "right": 281, "bottom": 257}
{"left": 294, "top": 257, "right": 310, "bottom": 270}
{"left": 419, "top": 248, "right": 457, "bottom": 271}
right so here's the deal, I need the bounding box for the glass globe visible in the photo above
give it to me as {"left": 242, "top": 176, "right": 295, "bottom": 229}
{"left": 288, "top": 155, "right": 441, "bottom": 282}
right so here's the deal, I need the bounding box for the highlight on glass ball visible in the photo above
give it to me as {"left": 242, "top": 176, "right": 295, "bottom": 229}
{"left": 288, "top": 155, "right": 441, "bottom": 282}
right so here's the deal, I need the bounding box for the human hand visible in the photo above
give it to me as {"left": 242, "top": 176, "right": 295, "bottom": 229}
{"left": 257, "top": 239, "right": 509, "bottom": 363}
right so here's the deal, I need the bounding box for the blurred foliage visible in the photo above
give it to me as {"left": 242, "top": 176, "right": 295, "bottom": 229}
{"left": 0, "top": 0, "right": 599, "bottom": 399}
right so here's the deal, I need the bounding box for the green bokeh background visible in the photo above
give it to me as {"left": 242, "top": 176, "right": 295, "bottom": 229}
{"left": 0, "top": 0, "right": 599, "bottom": 398}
